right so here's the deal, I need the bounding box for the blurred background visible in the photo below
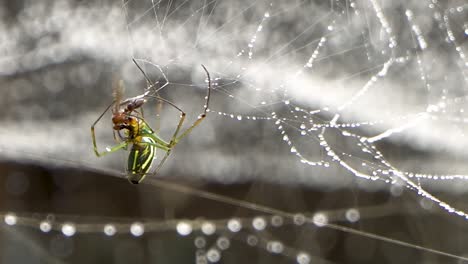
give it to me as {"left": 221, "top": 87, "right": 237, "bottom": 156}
{"left": 0, "top": 0, "right": 467, "bottom": 263}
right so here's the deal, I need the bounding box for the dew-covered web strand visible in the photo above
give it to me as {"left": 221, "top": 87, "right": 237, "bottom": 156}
{"left": 193, "top": 0, "right": 219, "bottom": 49}
{"left": 185, "top": 0, "right": 468, "bottom": 221}
{"left": 238, "top": 13, "right": 335, "bottom": 81}
{"left": 181, "top": 1, "right": 260, "bottom": 61}
{"left": 443, "top": 4, "right": 468, "bottom": 83}
{"left": 121, "top": 0, "right": 468, "bottom": 222}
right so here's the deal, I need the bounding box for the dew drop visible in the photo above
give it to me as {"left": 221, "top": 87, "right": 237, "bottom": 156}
{"left": 40, "top": 221, "right": 52, "bottom": 232}
{"left": 227, "top": 219, "right": 242, "bottom": 232}
{"left": 297, "top": 252, "right": 311, "bottom": 264}
{"left": 130, "top": 222, "right": 144, "bottom": 237}
{"left": 345, "top": 208, "right": 360, "bottom": 222}
{"left": 206, "top": 249, "right": 221, "bottom": 262}
{"left": 293, "top": 214, "right": 306, "bottom": 225}
{"left": 104, "top": 224, "right": 117, "bottom": 236}
{"left": 252, "top": 217, "right": 267, "bottom": 230}
{"left": 267, "top": 241, "right": 284, "bottom": 254}
{"left": 62, "top": 223, "right": 76, "bottom": 237}
{"left": 216, "top": 237, "right": 230, "bottom": 250}
{"left": 4, "top": 214, "right": 17, "bottom": 225}
{"left": 177, "top": 221, "right": 193, "bottom": 236}
{"left": 201, "top": 222, "right": 216, "bottom": 235}
{"left": 247, "top": 235, "right": 258, "bottom": 246}
{"left": 194, "top": 236, "right": 207, "bottom": 248}
{"left": 271, "top": 215, "right": 283, "bottom": 227}
{"left": 312, "top": 213, "right": 328, "bottom": 227}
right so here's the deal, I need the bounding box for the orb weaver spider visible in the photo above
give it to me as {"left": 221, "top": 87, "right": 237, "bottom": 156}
{"left": 91, "top": 59, "right": 211, "bottom": 184}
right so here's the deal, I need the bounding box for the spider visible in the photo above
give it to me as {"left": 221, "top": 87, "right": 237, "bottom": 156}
{"left": 91, "top": 59, "right": 211, "bottom": 184}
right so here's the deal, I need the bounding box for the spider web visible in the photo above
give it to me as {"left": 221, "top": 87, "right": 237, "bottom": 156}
{"left": 0, "top": 0, "right": 468, "bottom": 263}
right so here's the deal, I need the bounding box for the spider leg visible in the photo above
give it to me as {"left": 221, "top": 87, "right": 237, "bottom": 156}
{"left": 132, "top": 58, "right": 166, "bottom": 133}
{"left": 172, "top": 64, "right": 212, "bottom": 143}
{"left": 95, "top": 141, "right": 129, "bottom": 157}
{"left": 139, "top": 110, "right": 185, "bottom": 178}
{"left": 91, "top": 101, "right": 114, "bottom": 157}
{"left": 151, "top": 150, "right": 172, "bottom": 177}
{"left": 127, "top": 63, "right": 211, "bottom": 179}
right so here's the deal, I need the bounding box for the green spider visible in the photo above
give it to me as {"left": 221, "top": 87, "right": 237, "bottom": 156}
{"left": 91, "top": 59, "right": 211, "bottom": 184}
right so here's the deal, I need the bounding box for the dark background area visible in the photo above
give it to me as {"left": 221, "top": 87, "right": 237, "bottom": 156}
{"left": 2, "top": 159, "right": 468, "bottom": 264}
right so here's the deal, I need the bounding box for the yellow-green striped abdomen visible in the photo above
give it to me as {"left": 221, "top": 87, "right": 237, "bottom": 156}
{"left": 127, "top": 136, "right": 156, "bottom": 184}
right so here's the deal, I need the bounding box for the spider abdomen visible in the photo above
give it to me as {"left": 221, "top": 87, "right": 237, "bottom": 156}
{"left": 127, "top": 136, "right": 157, "bottom": 184}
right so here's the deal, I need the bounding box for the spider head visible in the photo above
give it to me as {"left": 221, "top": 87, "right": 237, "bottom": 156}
{"left": 112, "top": 111, "right": 138, "bottom": 131}
{"left": 112, "top": 111, "right": 128, "bottom": 130}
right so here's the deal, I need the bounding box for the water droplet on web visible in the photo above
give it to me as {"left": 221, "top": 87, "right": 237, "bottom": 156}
{"left": 201, "top": 222, "right": 216, "bottom": 235}
{"left": 264, "top": 12, "right": 270, "bottom": 18}
{"left": 293, "top": 214, "right": 306, "bottom": 225}
{"left": 271, "top": 215, "right": 283, "bottom": 227}
{"left": 297, "top": 252, "right": 311, "bottom": 264}
{"left": 236, "top": 115, "right": 242, "bottom": 120}
{"left": 194, "top": 236, "right": 206, "bottom": 248}
{"left": 177, "top": 221, "right": 193, "bottom": 236}
{"left": 40, "top": 221, "right": 52, "bottom": 232}
{"left": 300, "top": 124, "right": 306, "bottom": 129}
{"left": 227, "top": 218, "right": 242, "bottom": 232}
{"left": 290, "top": 146, "right": 297, "bottom": 153}
{"left": 247, "top": 235, "right": 258, "bottom": 246}
{"left": 104, "top": 224, "right": 116, "bottom": 236}
{"left": 206, "top": 249, "right": 221, "bottom": 262}
{"left": 312, "top": 213, "right": 328, "bottom": 227}
{"left": 266, "top": 241, "right": 284, "bottom": 254}
{"left": 345, "top": 208, "right": 360, "bottom": 222}
{"left": 216, "top": 237, "right": 230, "bottom": 250}
{"left": 62, "top": 223, "right": 76, "bottom": 237}
{"left": 342, "top": 131, "right": 351, "bottom": 136}
{"left": 130, "top": 222, "right": 144, "bottom": 237}
{"left": 4, "top": 214, "right": 17, "bottom": 225}
{"left": 252, "top": 217, "right": 267, "bottom": 230}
